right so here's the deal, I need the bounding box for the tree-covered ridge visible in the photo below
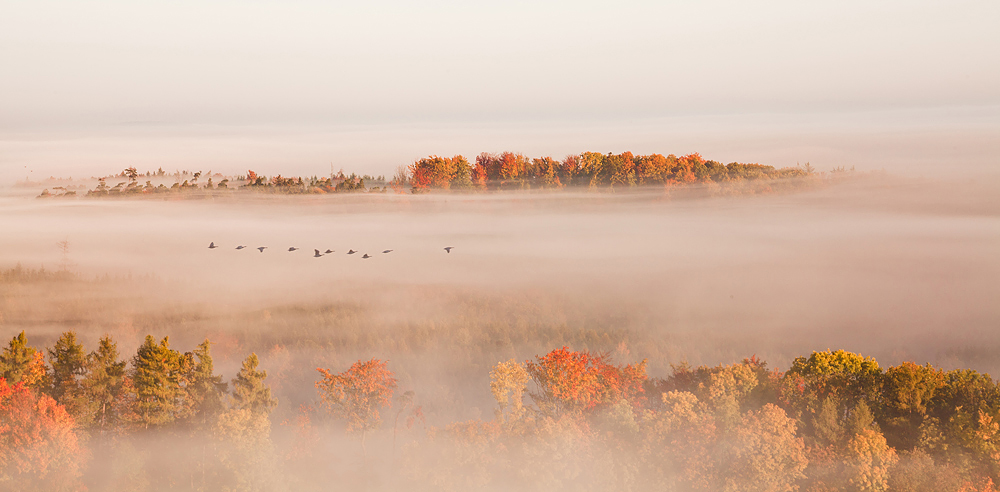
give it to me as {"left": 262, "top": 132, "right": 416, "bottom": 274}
{"left": 2, "top": 329, "right": 999, "bottom": 491}
{"left": 35, "top": 151, "right": 818, "bottom": 199}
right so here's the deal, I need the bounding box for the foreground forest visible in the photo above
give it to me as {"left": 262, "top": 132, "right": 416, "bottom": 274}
{"left": 4, "top": 318, "right": 1000, "bottom": 492}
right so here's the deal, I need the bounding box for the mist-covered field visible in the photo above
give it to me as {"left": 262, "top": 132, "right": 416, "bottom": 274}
{"left": 2, "top": 175, "right": 999, "bottom": 491}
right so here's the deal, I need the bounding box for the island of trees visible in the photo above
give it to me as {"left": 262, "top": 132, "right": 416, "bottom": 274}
{"left": 34, "top": 151, "right": 820, "bottom": 199}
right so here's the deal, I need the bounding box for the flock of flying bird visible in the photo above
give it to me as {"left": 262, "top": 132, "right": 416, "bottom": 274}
{"left": 208, "top": 242, "right": 454, "bottom": 258}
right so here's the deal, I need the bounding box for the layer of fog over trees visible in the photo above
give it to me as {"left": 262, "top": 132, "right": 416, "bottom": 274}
{"left": 1, "top": 174, "right": 999, "bottom": 490}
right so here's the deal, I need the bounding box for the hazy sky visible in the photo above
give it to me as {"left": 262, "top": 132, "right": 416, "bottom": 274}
{"left": 1, "top": 0, "right": 998, "bottom": 182}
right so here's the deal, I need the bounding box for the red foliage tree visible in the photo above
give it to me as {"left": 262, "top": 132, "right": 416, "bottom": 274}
{"left": 0, "top": 378, "right": 85, "bottom": 490}
{"left": 525, "top": 347, "right": 647, "bottom": 416}
{"left": 409, "top": 155, "right": 472, "bottom": 191}
{"left": 316, "top": 359, "right": 398, "bottom": 455}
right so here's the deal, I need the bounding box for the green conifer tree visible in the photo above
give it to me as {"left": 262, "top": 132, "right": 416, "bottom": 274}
{"left": 0, "top": 331, "right": 48, "bottom": 389}
{"left": 131, "top": 335, "right": 184, "bottom": 429}
{"left": 231, "top": 353, "right": 277, "bottom": 415}
{"left": 48, "top": 331, "right": 88, "bottom": 419}
{"left": 214, "top": 353, "right": 279, "bottom": 489}
{"left": 81, "top": 335, "right": 128, "bottom": 433}
{"left": 182, "top": 339, "right": 227, "bottom": 429}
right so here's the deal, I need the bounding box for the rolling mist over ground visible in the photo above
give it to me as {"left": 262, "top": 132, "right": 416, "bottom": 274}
{"left": 2, "top": 174, "right": 1000, "bottom": 490}
{"left": 2, "top": 175, "right": 998, "bottom": 407}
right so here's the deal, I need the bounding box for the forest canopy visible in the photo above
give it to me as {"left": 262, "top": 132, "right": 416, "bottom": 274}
{"left": 3, "top": 327, "right": 1000, "bottom": 491}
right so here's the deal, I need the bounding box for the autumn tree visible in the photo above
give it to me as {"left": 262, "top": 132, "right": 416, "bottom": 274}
{"left": 717, "top": 404, "right": 808, "bottom": 492}
{"left": 783, "top": 349, "right": 883, "bottom": 424}
{"left": 559, "top": 154, "right": 581, "bottom": 184}
{"left": 316, "top": 358, "right": 397, "bottom": 455}
{"left": 576, "top": 152, "right": 605, "bottom": 187}
{"left": 529, "top": 157, "right": 562, "bottom": 188}
{"left": 603, "top": 151, "right": 636, "bottom": 187}
{"left": 490, "top": 359, "right": 530, "bottom": 425}
{"left": 473, "top": 152, "right": 499, "bottom": 188}
{"left": 842, "top": 428, "right": 898, "bottom": 492}
{"left": 0, "top": 378, "right": 85, "bottom": 491}
{"left": 408, "top": 155, "right": 473, "bottom": 191}
{"left": 634, "top": 153, "right": 669, "bottom": 184}
{"left": 881, "top": 361, "right": 946, "bottom": 450}
{"left": 640, "top": 391, "right": 718, "bottom": 490}
{"left": 525, "top": 347, "right": 647, "bottom": 416}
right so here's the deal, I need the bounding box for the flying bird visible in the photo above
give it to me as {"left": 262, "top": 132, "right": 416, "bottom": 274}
{"left": 347, "top": 249, "right": 357, "bottom": 255}
{"left": 324, "top": 249, "right": 334, "bottom": 254}
{"left": 314, "top": 249, "right": 323, "bottom": 258}
{"left": 362, "top": 253, "right": 371, "bottom": 259}
{"left": 208, "top": 242, "right": 218, "bottom": 249}
{"left": 257, "top": 247, "right": 267, "bottom": 253}
{"left": 382, "top": 250, "right": 393, "bottom": 254}
{"left": 236, "top": 245, "right": 246, "bottom": 250}
{"left": 444, "top": 247, "right": 454, "bottom": 253}
{"left": 288, "top": 247, "right": 299, "bottom": 252}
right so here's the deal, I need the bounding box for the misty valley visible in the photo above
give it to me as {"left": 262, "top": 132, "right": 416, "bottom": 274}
{"left": 1, "top": 174, "right": 999, "bottom": 492}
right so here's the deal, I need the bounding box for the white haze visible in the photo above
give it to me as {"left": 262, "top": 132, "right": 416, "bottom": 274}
{"left": 1, "top": 0, "right": 998, "bottom": 182}
{"left": 1, "top": 177, "right": 998, "bottom": 383}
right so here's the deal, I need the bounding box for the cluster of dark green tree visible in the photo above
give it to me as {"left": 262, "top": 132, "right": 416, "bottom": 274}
{"left": 0, "top": 331, "right": 277, "bottom": 491}
{"left": 409, "top": 151, "right": 812, "bottom": 191}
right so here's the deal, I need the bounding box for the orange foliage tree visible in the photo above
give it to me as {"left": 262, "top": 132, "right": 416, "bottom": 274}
{"left": 525, "top": 347, "right": 647, "bottom": 416}
{"left": 408, "top": 155, "right": 472, "bottom": 191}
{"left": 0, "top": 378, "right": 85, "bottom": 490}
{"left": 316, "top": 359, "right": 398, "bottom": 455}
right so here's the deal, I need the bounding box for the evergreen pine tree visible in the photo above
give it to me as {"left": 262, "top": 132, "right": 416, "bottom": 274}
{"left": 231, "top": 353, "right": 277, "bottom": 415}
{"left": 131, "top": 335, "right": 184, "bottom": 429}
{"left": 0, "top": 331, "right": 48, "bottom": 389}
{"left": 48, "top": 331, "right": 88, "bottom": 419}
{"left": 215, "top": 353, "right": 279, "bottom": 489}
{"left": 81, "top": 335, "right": 128, "bottom": 433}
{"left": 182, "top": 339, "right": 227, "bottom": 429}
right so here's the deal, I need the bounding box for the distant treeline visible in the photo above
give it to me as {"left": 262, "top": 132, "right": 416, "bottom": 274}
{"left": 35, "top": 151, "right": 819, "bottom": 199}
{"left": 3, "top": 328, "right": 1000, "bottom": 491}
{"left": 410, "top": 151, "right": 812, "bottom": 191}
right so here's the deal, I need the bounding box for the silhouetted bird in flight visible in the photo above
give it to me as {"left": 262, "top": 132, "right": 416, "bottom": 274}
{"left": 314, "top": 249, "right": 323, "bottom": 257}
{"left": 382, "top": 250, "right": 393, "bottom": 254}
{"left": 257, "top": 247, "right": 267, "bottom": 253}
{"left": 236, "top": 245, "right": 246, "bottom": 250}
{"left": 208, "top": 242, "right": 218, "bottom": 249}
{"left": 444, "top": 247, "right": 454, "bottom": 253}
{"left": 288, "top": 247, "right": 299, "bottom": 252}
{"left": 362, "top": 253, "right": 371, "bottom": 259}
{"left": 347, "top": 249, "right": 357, "bottom": 255}
{"left": 324, "top": 249, "right": 334, "bottom": 254}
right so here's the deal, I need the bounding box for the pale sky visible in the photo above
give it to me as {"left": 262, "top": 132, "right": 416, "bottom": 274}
{"left": 1, "top": 0, "right": 998, "bottom": 183}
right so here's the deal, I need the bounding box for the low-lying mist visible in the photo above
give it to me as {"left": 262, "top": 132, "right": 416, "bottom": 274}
{"left": 1, "top": 174, "right": 998, "bottom": 490}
